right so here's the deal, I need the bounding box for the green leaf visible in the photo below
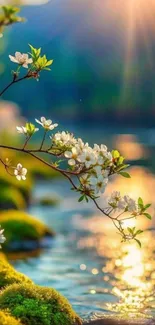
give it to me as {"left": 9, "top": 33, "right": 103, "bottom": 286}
{"left": 135, "top": 238, "right": 141, "bottom": 248}
{"left": 45, "top": 59, "right": 53, "bottom": 67}
{"left": 29, "top": 44, "right": 41, "bottom": 62}
{"left": 25, "top": 123, "right": 36, "bottom": 136}
{"left": 143, "top": 213, "right": 152, "bottom": 220}
{"left": 119, "top": 171, "right": 131, "bottom": 178}
{"left": 138, "top": 197, "right": 143, "bottom": 207}
{"left": 135, "top": 229, "right": 143, "bottom": 236}
{"left": 144, "top": 203, "right": 151, "bottom": 210}
{"left": 112, "top": 150, "right": 120, "bottom": 159}
{"left": 127, "top": 227, "right": 133, "bottom": 234}
{"left": 44, "top": 67, "right": 51, "bottom": 71}
{"left": 118, "top": 156, "right": 124, "bottom": 164}
{"left": 78, "top": 195, "right": 84, "bottom": 202}
{"left": 117, "top": 164, "right": 130, "bottom": 171}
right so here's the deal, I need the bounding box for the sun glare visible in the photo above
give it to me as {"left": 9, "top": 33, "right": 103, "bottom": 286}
{"left": 72, "top": 0, "right": 155, "bottom": 100}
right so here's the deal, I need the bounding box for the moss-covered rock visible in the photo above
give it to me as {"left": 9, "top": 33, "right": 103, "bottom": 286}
{"left": 38, "top": 195, "right": 60, "bottom": 207}
{"left": 0, "top": 210, "right": 54, "bottom": 250}
{"left": 0, "top": 311, "right": 23, "bottom": 325}
{"left": 0, "top": 256, "right": 33, "bottom": 289}
{"left": 0, "top": 185, "right": 26, "bottom": 210}
{"left": 0, "top": 252, "right": 7, "bottom": 261}
{"left": 0, "top": 283, "right": 82, "bottom": 325}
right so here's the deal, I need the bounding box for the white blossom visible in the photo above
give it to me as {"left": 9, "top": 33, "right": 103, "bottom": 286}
{"left": 75, "top": 138, "right": 89, "bottom": 151}
{"left": 14, "top": 164, "right": 27, "bottom": 181}
{"left": 35, "top": 117, "right": 58, "bottom": 131}
{"left": 65, "top": 147, "right": 80, "bottom": 166}
{"left": 89, "top": 175, "right": 108, "bottom": 194}
{"left": 9, "top": 52, "right": 33, "bottom": 68}
{"left": 0, "top": 227, "right": 5, "bottom": 248}
{"left": 53, "top": 131, "right": 76, "bottom": 146}
{"left": 109, "top": 191, "right": 121, "bottom": 203}
{"left": 108, "top": 192, "right": 138, "bottom": 214}
{"left": 93, "top": 143, "right": 112, "bottom": 165}
{"left": 78, "top": 148, "right": 97, "bottom": 168}
{"left": 108, "top": 191, "right": 125, "bottom": 210}
{"left": 124, "top": 195, "right": 137, "bottom": 213}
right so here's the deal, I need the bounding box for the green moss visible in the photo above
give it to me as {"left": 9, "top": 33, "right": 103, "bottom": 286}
{"left": 0, "top": 185, "right": 26, "bottom": 210}
{"left": 0, "top": 210, "right": 54, "bottom": 249}
{"left": 0, "top": 311, "right": 23, "bottom": 325}
{"left": 0, "top": 283, "right": 82, "bottom": 325}
{"left": 0, "top": 257, "right": 33, "bottom": 289}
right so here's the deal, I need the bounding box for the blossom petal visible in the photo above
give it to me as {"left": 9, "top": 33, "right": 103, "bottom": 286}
{"left": 35, "top": 119, "right": 42, "bottom": 126}
{"left": 22, "top": 63, "right": 28, "bottom": 69}
{"left": 22, "top": 168, "right": 27, "bottom": 176}
{"left": 15, "top": 52, "right": 22, "bottom": 59}
{"left": 17, "top": 163, "right": 22, "bottom": 169}
{"left": 9, "top": 55, "right": 18, "bottom": 63}
{"left": 68, "top": 159, "right": 76, "bottom": 166}
{"left": 65, "top": 151, "right": 72, "bottom": 158}
{"left": 41, "top": 117, "right": 46, "bottom": 123}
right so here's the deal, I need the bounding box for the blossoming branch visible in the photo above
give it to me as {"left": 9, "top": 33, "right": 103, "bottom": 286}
{"left": 0, "top": 45, "right": 53, "bottom": 96}
{"left": 0, "top": 117, "right": 152, "bottom": 248}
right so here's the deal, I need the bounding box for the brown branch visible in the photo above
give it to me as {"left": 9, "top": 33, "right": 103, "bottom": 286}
{"left": 0, "top": 73, "right": 33, "bottom": 97}
{"left": 0, "top": 144, "right": 85, "bottom": 176}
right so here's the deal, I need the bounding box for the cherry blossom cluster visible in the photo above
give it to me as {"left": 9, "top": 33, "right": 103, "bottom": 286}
{"left": 108, "top": 191, "right": 138, "bottom": 215}
{"left": 0, "top": 116, "right": 152, "bottom": 248}
{"left": 15, "top": 117, "right": 114, "bottom": 196}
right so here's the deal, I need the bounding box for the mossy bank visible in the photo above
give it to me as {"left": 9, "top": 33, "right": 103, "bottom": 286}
{"left": 0, "top": 283, "right": 82, "bottom": 325}
{"left": 0, "top": 210, "right": 54, "bottom": 251}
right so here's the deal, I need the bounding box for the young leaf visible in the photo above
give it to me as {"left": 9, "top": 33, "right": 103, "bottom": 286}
{"left": 135, "top": 238, "right": 141, "bottom": 248}
{"left": 78, "top": 195, "right": 84, "bottom": 202}
{"left": 143, "top": 213, "right": 152, "bottom": 220}
{"left": 119, "top": 171, "right": 131, "bottom": 178}
{"left": 84, "top": 195, "right": 89, "bottom": 203}
{"left": 112, "top": 150, "right": 120, "bottom": 159}
{"left": 138, "top": 197, "right": 143, "bottom": 207}
{"left": 135, "top": 229, "right": 143, "bottom": 236}
{"left": 144, "top": 203, "right": 151, "bottom": 210}
{"left": 127, "top": 227, "right": 133, "bottom": 235}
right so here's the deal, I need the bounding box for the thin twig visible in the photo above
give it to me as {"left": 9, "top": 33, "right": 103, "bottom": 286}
{"left": 0, "top": 74, "right": 31, "bottom": 97}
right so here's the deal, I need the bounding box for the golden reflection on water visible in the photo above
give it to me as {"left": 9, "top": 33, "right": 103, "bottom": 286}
{"left": 79, "top": 229, "right": 155, "bottom": 319}
{"left": 78, "top": 163, "right": 155, "bottom": 319}
{"left": 115, "top": 134, "right": 146, "bottom": 161}
{"left": 106, "top": 233, "right": 155, "bottom": 319}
